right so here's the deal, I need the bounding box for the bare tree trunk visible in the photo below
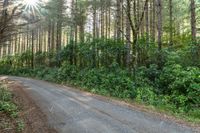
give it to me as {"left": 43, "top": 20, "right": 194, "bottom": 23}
{"left": 105, "top": 5, "right": 108, "bottom": 39}
{"left": 116, "top": 0, "right": 122, "bottom": 40}
{"left": 93, "top": 3, "right": 96, "bottom": 39}
{"left": 0, "top": 46, "right": 1, "bottom": 58}
{"left": 56, "top": 21, "right": 62, "bottom": 51}
{"left": 121, "top": 0, "right": 124, "bottom": 41}
{"left": 136, "top": 0, "right": 140, "bottom": 36}
{"left": 152, "top": 0, "right": 156, "bottom": 41}
{"left": 108, "top": 7, "right": 111, "bottom": 38}
{"left": 38, "top": 27, "right": 42, "bottom": 52}
{"left": 8, "top": 36, "right": 11, "bottom": 55}
{"left": 169, "top": 0, "right": 173, "bottom": 47}
{"left": 14, "top": 34, "right": 17, "bottom": 54}
{"left": 190, "top": 0, "right": 196, "bottom": 43}
{"left": 79, "top": 25, "right": 84, "bottom": 42}
{"left": 44, "top": 30, "right": 47, "bottom": 52}
{"left": 101, "top": 0, "right": 104, "bottom": 38}
{"left": 51, "top": 23, "right": 55, "bottom": 50}
{"left": 156, "top": 0, "right": 163, "bottom": 68}
{"left": 75, "top": 25, "right": 77, "bottom": 44}
{"left": 145, "top": 0, "right": 149, "bottom": 46}
{"left": 126, "top": 0, "right": 131, "bottom": 67}
{"left": 156, "top": 0, "right": 162, "bottom": 51}
{"left": 126, "top": 0, "right": 149, "bottom": 68}
{"left": 48, "top": 21, "right": 51, "bottom": 52}
{"left": 18, "top": 33, "right": 21, "bottom": 53}
{"left": 1, "top": 0, "right": 9, "bottom": 40}
{"left": 26, "top": 25, "right": 29, "bottom": 51}
{"left": 31, "top": 30, "right": 34, "bottom": 69}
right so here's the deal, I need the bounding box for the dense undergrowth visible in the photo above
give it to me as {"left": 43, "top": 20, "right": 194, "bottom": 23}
{"left": 0, "top": 85, "right": 18, "bottom": 118}
{"left": 0, "top": 83, "right": 24, "bottom": 132}
{"left": 0, "top": 39, "right": 199, "bottom": 123}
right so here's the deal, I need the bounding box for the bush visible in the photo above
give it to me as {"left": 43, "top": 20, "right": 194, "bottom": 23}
{"left": 0, "top": 86, "right": 12, "bottom": 101}
{"left": 57, "top": 62, "right": 78, "bottom": 82}
{"left": 0, "top": 86, "right": 18, "bottom": 118}
{"left": 157, "top": 64, "right": 200, "bottom": 110}
{"left": 135, "top": 86, "right": 157, "bottom": 105}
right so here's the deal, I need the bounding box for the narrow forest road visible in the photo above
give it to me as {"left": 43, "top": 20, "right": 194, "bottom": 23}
{"left": 4, "top": 76, "right": 199, "bottom": 133}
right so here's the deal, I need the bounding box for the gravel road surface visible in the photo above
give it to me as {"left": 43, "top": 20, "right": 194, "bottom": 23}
{"left": 5, "top": 76, "right": 199, "bottom": 133}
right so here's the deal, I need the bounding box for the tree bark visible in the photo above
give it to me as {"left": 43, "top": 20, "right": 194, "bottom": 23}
{"left": 152, "top": 0, "right": 156, "bottom": 41}
{"left": 156, "top": 0, "right": 162, "bottom": 51}
{"left": 31, "top": 30, "right": 34, "bottom": 69}
{"left": 93, "top": 2, "right": 96, "bottom": 39}
{"left": 126, "top": 0, "right": 131, "bottom": 67}
{"left": 116, "top": 0, "right": 122, "bottom": 40}
{"left": 190, "top": 0, "right": 196, "bottom": 43}
{"left": 145, "top": 0, "right": 149, "bottom": 46}
{"left": 48, "top": 21, "right": 51, "bottom": 52}
{"left": 101, "top": 0, "right": 104, "bottom": 38}
{"left": 169, "top": 0, "right": 173, "bottom": 47}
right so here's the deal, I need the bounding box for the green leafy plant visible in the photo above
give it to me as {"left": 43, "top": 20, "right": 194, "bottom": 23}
{"left": 0, "top": 86, "right": 18, "bottom": 118}
{"left": 16, "top": 120, "right": 25, "bottom": 132}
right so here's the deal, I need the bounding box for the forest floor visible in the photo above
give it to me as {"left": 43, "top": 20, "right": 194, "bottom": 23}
{"left": 0, "top": 76, "right": 199, "bottom": 133}
{"left": 0, "top": 77, "right": 57, "bottom": 133}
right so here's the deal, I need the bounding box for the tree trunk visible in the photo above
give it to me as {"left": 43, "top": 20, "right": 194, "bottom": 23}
{"left": 26, "top": 25, "right": 29, "bottom": 51}
{"left": 116, "top": 0, "right": 122, "bottom": 40}
{"left": 169, "top": 0, "right": 173, "bottom": 47}
{"left": 108, "top": 7, "right": 111, "bottom": 38}
{"left": 101, "top": 0, "right": 104, "bottom": 38}
{"left": 126, "top": 0, "right": 131, "bottom": 67}
{"left": 145, "top": 0, "right": 149, "bottom": 46}
{"left": 79, "top": 25, "right": 84, "bottom": 42}
{"left": 51, "top": 23, "right": 55, "bottom": 51}
{"left": 156, "top": 0, "right": 162, "bottom": 51}
{"left": 31, "top": 30, "right": 34, "bottom": 69}
{"left": 152, "top": 0, "right": 156, "bottom": 41}
{"left": 56, "top": 21, "right": 62, "bottom": 51}
{"left": 190, "top": 0, "right": 196, "bottom": 43}
{"left": 93, "top": 3, "right": 96, "bottom": 39}
{"left": 48, "top": 21, "right": 51, "bottom": 52}
{"left": 14, "top": 34, "right": 17, "bottom": 54}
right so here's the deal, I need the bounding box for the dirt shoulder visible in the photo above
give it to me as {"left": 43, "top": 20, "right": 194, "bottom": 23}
{"left": 0, "top": 78, "right": 57, "bottom": 133}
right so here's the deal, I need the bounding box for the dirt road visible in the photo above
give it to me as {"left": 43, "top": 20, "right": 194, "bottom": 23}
{"left": 4, "top": 76, "right": 199, "bottom": 133}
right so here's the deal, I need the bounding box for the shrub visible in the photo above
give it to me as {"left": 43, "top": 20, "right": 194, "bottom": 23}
{"left": 157, "top": 64, "right": 200, "bottom": 110}
{"left": 135, "top": 86, "right": 157, "bottom": 105}
{"left": 57, "top": 62, "right": 78, "bottom": 82}
{"left": 0, "top": 86, "right": 18, "bottom": 118}
{"left": 0, "top": 86, "right": 12, "bottom": 101}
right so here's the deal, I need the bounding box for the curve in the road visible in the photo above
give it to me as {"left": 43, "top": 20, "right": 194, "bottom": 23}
{"left": 7, "top": 76, "right": 199, "bottom": 133}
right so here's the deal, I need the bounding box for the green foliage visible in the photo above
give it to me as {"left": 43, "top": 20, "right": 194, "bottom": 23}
{"left": 0, "top": 86, "right": 12, "bottom": 101}
{"left": 34, "top": 52, "right": 48, "bottom": 66}
{"left": 135, "top": 87, "right": 157, "bottom": 105}
{"left": 57, "top": 62, "right": 78, "bottom": 81}
{"left": 59, "top": 39, "right": 127, "bottom": 68}
{"left": 0, "top": 101, "right": 18, "bottom": 118}
{"left": 0, "top": 85, "right": 25, "bottom": 132}
{"left": 0, "top": 39, "right": 199, "bottom": 122}
{"left": 56, "top": 62, "right": 136, "bottom": 99}
{"left": 77, "top": 68, "right": 135, "bottom": 99}
{"left": 0, "top": 86, "right": 18, "bottom": 118}
{"left": 157, "top": 64, "right": 200, "bottom": 109}
{"left": 16, "top": 120, "right": 25, "bottom": 132}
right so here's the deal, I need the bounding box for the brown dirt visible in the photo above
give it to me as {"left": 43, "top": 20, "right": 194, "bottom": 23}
{"left": 0, "top": 113, "right": 17, "bottom": 133}
{"left": 0, "top": 79, "right": 57, "bottom": 133}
